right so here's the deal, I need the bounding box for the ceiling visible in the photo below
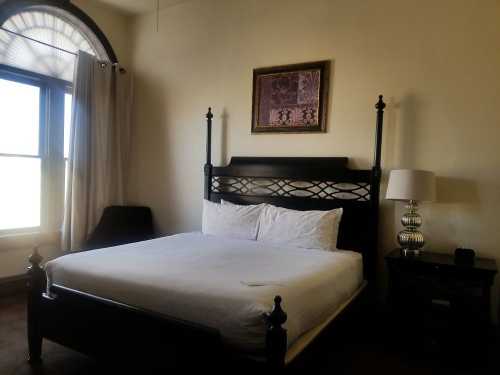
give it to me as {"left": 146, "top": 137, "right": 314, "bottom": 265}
{"left": 96, "top": 0, "right": 189, "bottom": 15}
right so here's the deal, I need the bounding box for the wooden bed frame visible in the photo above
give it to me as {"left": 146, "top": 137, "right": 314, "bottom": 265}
{"left": 27, "top": 95, "right": 386, "bottom": 371}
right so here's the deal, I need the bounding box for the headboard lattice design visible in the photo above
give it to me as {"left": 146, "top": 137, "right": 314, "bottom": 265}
{"left": 212, "top": 176, "right": 371, "bottom": 201}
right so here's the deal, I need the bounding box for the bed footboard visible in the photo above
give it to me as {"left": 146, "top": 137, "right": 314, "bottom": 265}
{"left": 27, "top": 249, "right": 289, "bottom": 371}
{"left": 27, "top": 247, "right": 45, "bottom": 364}
{"left": 266, "top": 296, "right": 288, "bottom": 369}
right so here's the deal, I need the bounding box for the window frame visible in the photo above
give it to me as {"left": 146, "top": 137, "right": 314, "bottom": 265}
{"left": 0, "top": 63, "right": 70, "bottom": 236}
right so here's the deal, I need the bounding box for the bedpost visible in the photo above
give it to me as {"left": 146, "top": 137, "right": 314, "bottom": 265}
{"left": 368, "top": 95, "right": 386, "bottom": 282}
{"left": 204, "top": 107, "right": 213, "bottom": 200}
{"left": 373, "top": 95, "right": 385, "bottom": 173}
{"left": 266, "top": 295, "right": 288, "bottom": 370}
{"left": 27, "top": 247, "right": 45, "bottom": 364}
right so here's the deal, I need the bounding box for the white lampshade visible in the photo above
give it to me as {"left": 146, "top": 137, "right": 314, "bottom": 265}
{"left": 386, "top": 169, "right": 436, "bottom": 202}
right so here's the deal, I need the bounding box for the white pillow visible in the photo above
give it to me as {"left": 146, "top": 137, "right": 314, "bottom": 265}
{"left": 202, "top": 199, "right": 265, "bottom": 240}
{"left": 257, "top": 205, "right": 343, "bottom": 251}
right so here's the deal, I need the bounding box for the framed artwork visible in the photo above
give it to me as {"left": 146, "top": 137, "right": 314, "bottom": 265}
{"left": 251, "top": 60, "right": 330, "bottom": 133}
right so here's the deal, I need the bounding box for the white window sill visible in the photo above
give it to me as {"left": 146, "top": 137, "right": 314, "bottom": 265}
{"left": 0, "top": 228, "right": 41, "bottom": 239}
{"left": 0, "top": 230, "right": 60, "bottom": 252}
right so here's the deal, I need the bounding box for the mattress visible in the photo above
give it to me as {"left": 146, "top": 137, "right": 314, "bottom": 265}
{"left": 45, "top": 232, "right": 363, "bottom": 353}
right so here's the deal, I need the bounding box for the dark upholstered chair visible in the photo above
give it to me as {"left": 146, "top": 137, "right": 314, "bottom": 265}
{"left": 82, "top": 206, "right": 154, "bottom": 251}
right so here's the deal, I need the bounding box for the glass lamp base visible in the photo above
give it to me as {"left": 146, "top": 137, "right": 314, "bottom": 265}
{"left": 397, "top": 200, "right": 425, "bottom": 255}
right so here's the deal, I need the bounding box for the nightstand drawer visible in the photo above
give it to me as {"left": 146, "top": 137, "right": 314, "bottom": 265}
{"left": 396, "top": 272, "right": 486, "bottom": 308}
{"left": 390, "top": 260, "right": 490, "bottom": 283}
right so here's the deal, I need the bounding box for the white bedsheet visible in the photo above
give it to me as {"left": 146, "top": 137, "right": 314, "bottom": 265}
{"left": 45, "top": 232, "right": 363, "bottom": 352}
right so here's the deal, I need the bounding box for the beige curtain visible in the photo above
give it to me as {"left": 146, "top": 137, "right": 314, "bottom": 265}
{"left": 62, "top": 51, "right": 132, "bottom": 251}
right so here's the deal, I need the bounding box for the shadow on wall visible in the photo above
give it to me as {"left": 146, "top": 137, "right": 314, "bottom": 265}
{"left": 378, "top": 95, "right": 401, "bottom": 252}
{"left": 381, "top": 96, "right": 398, "bottom": 170}
{"left": 127, "top": 73, "right": 168, "bottom": 235}
{"left": 377, "top": 199, "right": 396, "bottom": 300}
{"left": 377, "top": 96, "right": 401, "bottom": 297}
{"left": 397, "top": 92, "right": 420, "bottom": 167}
{"left": 381, "top": 92, "right": 425, "bottom": 169}
{"left": 426, "top": 176, "right": 480, "bottom": 250}
{"left": 326, "top": 59, "right": 336, "bottom": 134}
{"left": 436, "top": 176, "right": 480, "bottom": 204}
{"left": 220, "top": 108, "right": 229, "bottom": 166}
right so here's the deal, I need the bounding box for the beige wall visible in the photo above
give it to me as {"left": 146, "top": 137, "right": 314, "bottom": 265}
{"left": 0, "top": 0, "right": 132, "bottom": 278}
{"left": 72, "top": 0, "right": 132, "bottom": 66}
{"left": 128, "top": 0, "right": 500, "bottom": 312}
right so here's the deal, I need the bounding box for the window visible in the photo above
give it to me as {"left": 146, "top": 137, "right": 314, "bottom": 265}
{"left": 0, "top": 78, "right": 41, "bottom": 231}
{"left": 0, "top": 2, "right": 115, "bottom": 235}
{"left": 0, "top": 69, "right": 70, "bottom": 235}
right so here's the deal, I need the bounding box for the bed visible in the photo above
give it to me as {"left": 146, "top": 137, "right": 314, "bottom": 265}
{"left": 27, "top": 95, "right": 386, "bottom": 370}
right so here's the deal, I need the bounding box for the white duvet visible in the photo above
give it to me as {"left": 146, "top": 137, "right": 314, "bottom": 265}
{"left": 45, "top": 232, "right": 363, "bottom": 352}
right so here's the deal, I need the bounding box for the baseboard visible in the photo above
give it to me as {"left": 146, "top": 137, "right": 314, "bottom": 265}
{"left": 0, "top": 274, "right": 27, "bottom": 298}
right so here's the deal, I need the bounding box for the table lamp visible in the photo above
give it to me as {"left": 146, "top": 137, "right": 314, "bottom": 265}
{"left": 386, "top": 169, "right": 436, "bottom": 256}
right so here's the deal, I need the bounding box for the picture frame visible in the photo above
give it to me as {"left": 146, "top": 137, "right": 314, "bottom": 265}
{"left": 251, "top": 60, "right": 330, "bottom": 133}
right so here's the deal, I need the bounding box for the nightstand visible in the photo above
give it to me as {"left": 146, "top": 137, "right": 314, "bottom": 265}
{"left": 385, "top": 249, "right": 497, "bottom": 354}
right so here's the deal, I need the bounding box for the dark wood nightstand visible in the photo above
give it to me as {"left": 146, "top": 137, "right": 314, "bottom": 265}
{"left": 385, "top": 249, "right": 497, "bottom": 354}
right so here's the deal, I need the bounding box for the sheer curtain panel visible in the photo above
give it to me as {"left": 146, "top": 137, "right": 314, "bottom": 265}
{"left": 62, "top": 51, "right": 132, "bottom": 251}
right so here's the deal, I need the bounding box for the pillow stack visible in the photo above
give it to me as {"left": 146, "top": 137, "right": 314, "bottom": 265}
{"left": 202, "top": 199, "right": 343, "bottom": 251}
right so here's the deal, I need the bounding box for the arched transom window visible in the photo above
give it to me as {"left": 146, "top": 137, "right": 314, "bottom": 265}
{"left": 0, "top": 5, "right": 110, "bottom": 81}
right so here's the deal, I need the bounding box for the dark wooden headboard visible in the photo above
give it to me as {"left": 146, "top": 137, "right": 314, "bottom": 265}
{"left": 203, "top": 96, "right": 386, "bottom": 282}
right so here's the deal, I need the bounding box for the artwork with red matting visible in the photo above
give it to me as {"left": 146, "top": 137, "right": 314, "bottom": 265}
{"left": 252, "top": 61, "right": 329, "bottom": 133}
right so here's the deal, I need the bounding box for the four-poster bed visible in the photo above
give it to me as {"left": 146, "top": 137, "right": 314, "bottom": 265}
{"left": 27, "top": 95, "right": 386, "bottom": 370}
